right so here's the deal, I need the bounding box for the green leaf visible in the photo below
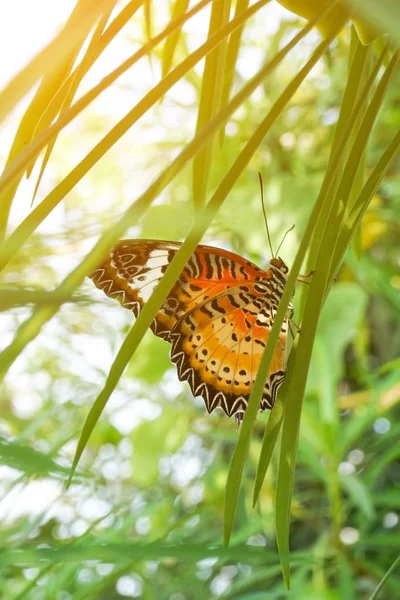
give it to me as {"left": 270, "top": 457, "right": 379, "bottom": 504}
{"left": 340, "top": 473, "right": 375, "bottom": 522}
{"left": 192, "top": 0, "right": 231, "bottom": 209}
{"left": 162, "top": 0, "right": 191, "bottom": 76}
{"left": 228, "top": 19, "right": 346, "bottom": 549}
{"left": 347, "top": 0, "right": 400, "bottom": 43}
{"left": 0, "top": 437, "right": 70, "bottom": 478}
{"left": 0, "top": 288, "right": 89, "bottom": 310}
{"left": 367, "top": 555, "right": 400, "bottom": 600}
{"left": 219, "top": 0, "right": 250, "bottom": 144}
{"left": 347, "top": 249, "right": 400, "bottom": 320}
{"left": 274, "top": 46, "right": 399, "bottom": 589}
{"left": 329, "top": 50, "right": 400, "bottom": 283}
{"left": 0, "top": 0, "right": 213, "bottom": 230}
{"left": 303, "top": 39, "right": 386, "bottom": 288}
{"left": 0, "top": 0, "right": 278, "bottom": 275}
{"left": 29, "top": 0, "right": 132, "bottom": 201}
{"left": 252, "top": 391, "right": 285, "bottom": 506}
{"left": 308, "top": 283, "right": 367, "bottom": 409}
{"left": 340, "top": 387, "right": 380, "bottom": 453}
{"left": 0, "top": 540, "right": 302, "bottom": 565}
{"left": 338, "top": 555, "right": 356, "bottom": 600}
{"left": 365, "top": 442, "right": 400, "bottom": 488}
{"left": 275, "top": 260, "right": 330, "bottom": 588}
{"left": 0, "top": 0, "right": 118, "bottom": 240}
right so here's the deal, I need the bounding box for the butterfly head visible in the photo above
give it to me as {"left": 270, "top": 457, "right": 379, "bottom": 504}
{"left": 269, "top": 256, "right": 289, "bottom": 276}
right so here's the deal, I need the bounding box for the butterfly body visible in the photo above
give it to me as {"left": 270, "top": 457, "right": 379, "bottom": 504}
{"left": 90, "top": 240, "right": 292, "bottom": 423}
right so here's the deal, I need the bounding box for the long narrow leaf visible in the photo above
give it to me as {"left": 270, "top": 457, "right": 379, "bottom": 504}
{"left": 331, "top": 129, "right": 400, "bottom": 281}
{"left": 0, "top": 0, "right": 310, "bottom": 276}
{"left": 274, "top": 49, "right": 399, "bottom": 589}
{"left": 162, "top": 0, "right": 190, "bottom": 76}
{"left": 0, "top": 0, "right": 116, "bottom": 240}
{"left": 347, "top": 0, "right": 400, "bottom": 43}
{"left": 30, "top": 0, "right": 130, "bottom": 201}
{"left": 192, "top": 0, "right": 231, "bottom": 209}
{"left": 67, "top": 19, "right": 328, "bottom": 482}
{"left": 367, "top": 555, "right": 400, "bottom": 600}
{"left": 253, "top": 17, "right": 381, "bottom": 514}
{"left": 331, "top": 51, "right": 399, "bottom": 243}
{"left": 0, "top": 289, "right": 89, "bottom": 310}
{"left": 219, "top": 0, "right": 250, "bottom": 144}
{"left": 0, "top": 542, "right": 306, "bottom": 565}
{"left": 301, "top": 41, "right": 388, "bottom": 313}
{"left": 223, "top": 24, "right": 343, "bottom": 547}
{"left": 275, "top": 220, "right": 339, "bottom": 588}
{"left": 252, "top": 342, "right": 297, "bottom": 505}
{"left": 304, "top": 39, "right": 370, "bottom": 279}
{"left": 0, "top": 0, "right": 115, "bottom": 125}
{"left": 0, "top": 0, "right": 212, "bottom": 198}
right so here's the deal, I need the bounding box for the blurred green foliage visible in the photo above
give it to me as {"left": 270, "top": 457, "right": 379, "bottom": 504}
{"left": 0, "top": 1, "right": 399, "bottom": 599}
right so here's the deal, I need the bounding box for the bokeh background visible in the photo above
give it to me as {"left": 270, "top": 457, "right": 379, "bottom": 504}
{"left": 0, "top": 1, "right": 399, "bottom": 599}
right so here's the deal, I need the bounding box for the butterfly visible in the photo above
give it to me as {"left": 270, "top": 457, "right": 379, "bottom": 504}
{"left": 90, "top": 238, "right": 294, "bottom": 424}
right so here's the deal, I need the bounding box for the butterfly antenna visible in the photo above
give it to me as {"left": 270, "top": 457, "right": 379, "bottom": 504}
{"left": 275, "top": 224, "right": 295, "bottom": 257}
{"left": 258, "top": 172, "right": 274, "bottom": 258}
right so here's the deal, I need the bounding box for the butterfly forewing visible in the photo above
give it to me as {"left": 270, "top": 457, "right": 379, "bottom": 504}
{"left": 91, "top": 240, "right": 183, "bottom": 340}
{"left": 90, "top": 239, "right": 291, "bottom": 421}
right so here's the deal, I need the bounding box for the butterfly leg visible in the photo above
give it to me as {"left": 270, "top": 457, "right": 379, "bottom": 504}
{"left": 297, "top": 269, "right": 315, "bottom": 284}
{"left": 288, "top": 317, "right": 302, "bottom": 339}
{"left": 300, "top": 269, "right": 315, "bottom": 278}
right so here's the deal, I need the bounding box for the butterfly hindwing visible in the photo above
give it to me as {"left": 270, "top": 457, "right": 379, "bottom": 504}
{"left": 90, "top": 239, "right": 290, "bottom": 421}
{"left": 170, "top": 282, "right": 288, "bottom": 421}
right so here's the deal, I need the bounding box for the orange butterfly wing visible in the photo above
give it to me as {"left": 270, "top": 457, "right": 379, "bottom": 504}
{"left": 90, "top": 239, "right": 290, "bottom": 422}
